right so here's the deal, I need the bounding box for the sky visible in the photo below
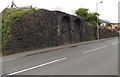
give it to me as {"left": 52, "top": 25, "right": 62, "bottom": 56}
{"left": 0, "top": 0, "right": 119, "bottom": 23}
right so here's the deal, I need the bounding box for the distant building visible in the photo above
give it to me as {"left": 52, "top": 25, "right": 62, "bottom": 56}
{"left": 100, "top": 23, "right": 112, "bottom": 30}
{"left": 17, "top": 5, "right": 33, "bottom": 10}
{"left": 11, "top": 0, "right": 33, "bottom": 10}
{"left": 100, "top": 23, "right": 107, "bottom": 26}
{"left": 111, "top": 23, "right": 120, "bottom": 30}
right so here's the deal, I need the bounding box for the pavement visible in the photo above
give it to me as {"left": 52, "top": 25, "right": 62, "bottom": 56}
{"left": 1, "top": 37, "right": 119, "bottom": 76}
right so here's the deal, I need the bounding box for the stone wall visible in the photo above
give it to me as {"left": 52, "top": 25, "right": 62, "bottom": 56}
{"left": 4, "top": 10, "right": 59, "bottom": 52}
{"left": 3, "top": 9, "right": 119, "bottom": 53}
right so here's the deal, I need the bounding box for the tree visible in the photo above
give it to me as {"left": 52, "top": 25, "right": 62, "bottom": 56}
{"left": 75, "top": 8, "right": 88, "bottom": 18}
{"left": 107, "top": 23, "right": 112, "bottom": 27}
{"left": 75, "top": 8, "right": 101, "bottom": 27}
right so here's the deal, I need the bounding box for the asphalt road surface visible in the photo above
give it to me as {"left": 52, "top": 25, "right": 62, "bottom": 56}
{"left": 2, "top": 37, "right": 118, "bottom": 75}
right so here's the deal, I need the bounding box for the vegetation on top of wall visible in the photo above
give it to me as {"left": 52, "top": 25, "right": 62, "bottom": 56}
{"left": 2, "top": 8, "right": 38, "bottom": 48}
{"left": 75, "top": 8, "right": 101, "bottom": 27}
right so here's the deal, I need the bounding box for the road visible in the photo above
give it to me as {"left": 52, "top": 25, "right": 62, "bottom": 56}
{"left": 2, "top": 37, "right": 118, "bottom": 76}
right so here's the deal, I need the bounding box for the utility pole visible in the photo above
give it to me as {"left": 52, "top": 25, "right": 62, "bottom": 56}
{"left": 96, "top": 1, "right": 103, "bottom": 39}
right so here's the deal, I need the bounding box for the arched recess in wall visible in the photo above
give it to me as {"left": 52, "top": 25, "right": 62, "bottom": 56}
{"left": 74, "top": 18, "right": 83, "bottom": 42}
{"left": 61, "top": 16, "right": 72, "bottom": 44}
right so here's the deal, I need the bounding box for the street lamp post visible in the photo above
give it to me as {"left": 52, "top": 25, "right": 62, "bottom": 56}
{"left": 96, "top": 1, "right": 103, "bottom": 40}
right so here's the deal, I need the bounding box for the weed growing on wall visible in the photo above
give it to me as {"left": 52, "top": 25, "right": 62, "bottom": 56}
{"left": 2, "top": 8, "right": 37, "bottom": 48}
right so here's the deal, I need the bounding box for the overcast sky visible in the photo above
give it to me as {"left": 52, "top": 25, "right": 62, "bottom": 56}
{"left": 0, "top": 0, "right": 119, "bottom": 23}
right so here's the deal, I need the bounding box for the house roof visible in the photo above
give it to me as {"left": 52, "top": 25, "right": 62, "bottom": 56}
{"left": 111, "top": 23, "right": 120, "bottom": 25}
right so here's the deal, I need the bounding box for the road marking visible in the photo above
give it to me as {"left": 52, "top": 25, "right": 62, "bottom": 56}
{"left": 83, "top": 46, "right": 106, "bottom": 54}
{"left": 112, "top": 42, "right": 118, "bottom": 45}
{"left": 7, "top": 58, "right": 66, "bottom": 76}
